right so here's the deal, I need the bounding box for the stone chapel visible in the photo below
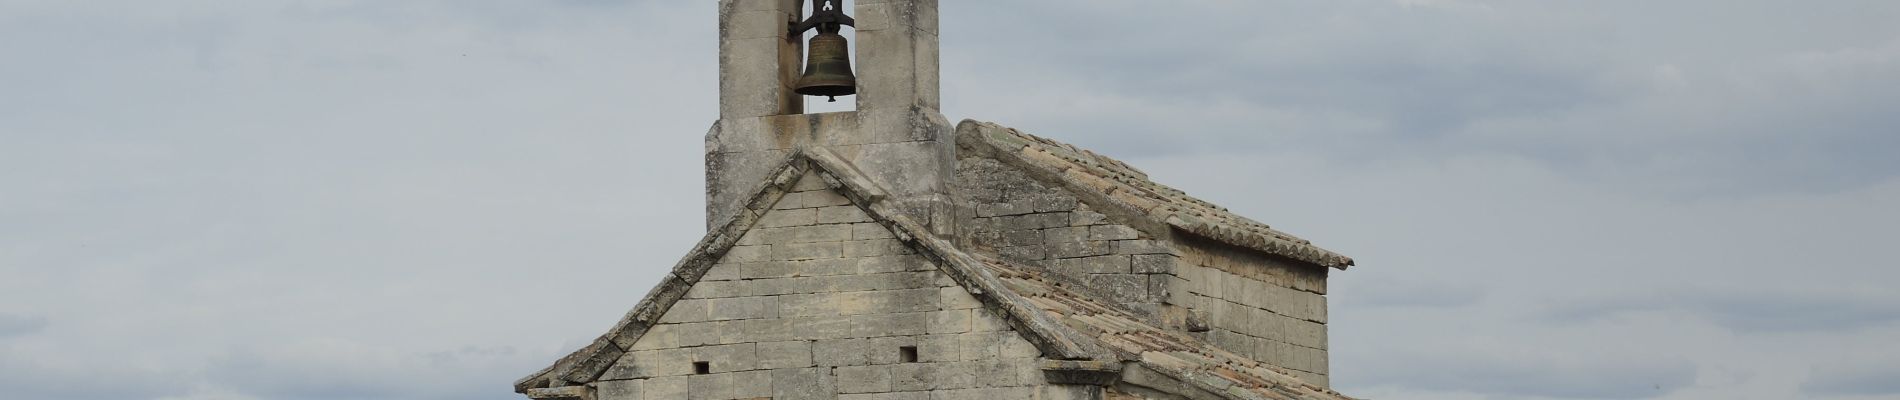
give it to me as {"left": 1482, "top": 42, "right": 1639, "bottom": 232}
{"left": 515, "top": 1, "right": 1360, "bottom": 399}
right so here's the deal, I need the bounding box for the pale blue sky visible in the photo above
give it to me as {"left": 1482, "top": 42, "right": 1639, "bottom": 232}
{"left": 2, "top": 1, "right": 1898, "bottom": 399}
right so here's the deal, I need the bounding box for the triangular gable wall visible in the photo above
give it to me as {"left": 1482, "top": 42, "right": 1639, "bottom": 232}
{"left": 589, "top": 171, "right": 1047, "bottom": 397}
{"left": 517, "top": 148, "right": 1105, "bottom": 394}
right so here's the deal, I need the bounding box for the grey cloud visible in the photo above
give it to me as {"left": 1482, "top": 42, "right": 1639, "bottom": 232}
{"left": 1334, "top": 278, "right": 1485, "bottom": 309}
{"left": 204, "top": 343, "right": 540, "bottom": 400}
{"left": 0, "top": 355, "right": 191, "bottom": 400}
{"left": 1803, "top": 358, "right": 1900, "bottom": 396}
{"left": 0, "top": 313, "right": 48, "bottom": 337}
{"left": 943, "top": 1, "right": 1900, "bottom": 195}
{"left": 1345, "top": 346, "right": 1696, "bottom": 399}
{"left": 1541, "top": 288, "right": 1900, "bottom": 333}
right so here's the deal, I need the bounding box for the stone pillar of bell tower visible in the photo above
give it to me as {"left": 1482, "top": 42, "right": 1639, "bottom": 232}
{"left": 706, "top": 0, "right": 955, "bottom": 237}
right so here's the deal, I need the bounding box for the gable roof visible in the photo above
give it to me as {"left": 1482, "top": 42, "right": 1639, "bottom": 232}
{"left": 955, "top": 120, "right": 1355, "bottom": 270}
{"left": 516, "top": 146, "right": 1355, "bottom": 400}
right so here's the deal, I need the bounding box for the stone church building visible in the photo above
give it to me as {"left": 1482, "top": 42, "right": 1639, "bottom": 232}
{"left": 515, "top": 1, "right": 1359, "bottom": 399}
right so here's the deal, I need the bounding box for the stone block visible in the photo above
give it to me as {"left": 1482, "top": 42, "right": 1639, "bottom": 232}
{"left": 1048, "top": 255, "right": 1130, "bottom": 274}
{"left": 791, "top": 224, "right": 855, "bottom": 243}
{"left": 975, "top": 202, "right": 1033, "bottom": 217}
{"left": 687, "top": 371, "right": 732, "bottom": 400}
{"left": 956, "top": 332, "right": 1019, "bottom": 361}
{"left": 1147, "top": 275, "right": 1171, "bottom": 303}
{"left": 841, "top": 393, "right": 930, "bottom": 400}
{"left": 854, "top": 254, "right": 936, "bottom": 274}
{"left": 843, "top": 239, "right": 915, "bottom": 257}
{"left": 595, "top": 379, "right": 642, "bottom": 400}
{"left": 993, "top": 214, "right": 1042, "bottom": 231}
{"left": 1210, "top": 330, "right": 1255, "bottom": 359}
{"left": 860, "top": 312, "right": 933, "bottom": 337}
{"left": 890, "top": 362, "right": 939, "bottom": 391}
{"left": 928, "top": 310, "right": 972, "bottom": 334}
{"left": 814, "top": 338, "right": 871, "bottom": 366}
{"left": 1038, "top": 385, "right": 1102, "bottom": 400}
{"left": 939, "top": 286, "right": 983, "bottom": 310}
{"left": 706, "top": 296, "right": 774, "bottom": 321}
{"left": 630, "top": 324, "right": 678, "bottom": 351}
{"left": 1033, "top": 195, "right": 1079, "bottom": 212}
{"left": 716, "top": 37, "right": 798, "bottom": 119}
{"left": 736, "top": 227, "right": 792, "bottom": 246}
{"left": 835, "top": 365, "right": 894, "bottom": 393}
{"left": 1042, "top": 226, "right": 1090, "bottom": 243}
{"left": 970, "top": 309, "right": 1010, "bottom": 332}
{"left": 1131, "top": 254, "right": 1176, "bottom": 275}
{"left": 733, "top": 370, "right": 774, "bottom": 398}
{"left": 1089, "top": 225, "right": 1141, "bottom": 241}
{"left": 972, "top": 359, "right": 1019, "bottom": 387}
{"left": 643, "top": 376, "right": 687, "bottom": 400}
{"left": 932, "top": 361, "right": 978, "bottom": 389}
{"left": 760, "top": 208, "right": 818, "bottom": 228}
{"left": 1086, "top": 274, "right": 1149, "bottom": 303}
{"left": 608, "top": 348, "right": 694, "bottom": 379}
{"left": 674, "top": 321, "right": 728, "bottom": 347}
{"left": 1070, "top": 209, "right": 1109, "bottom": 226}
{"left": 1048, "top": 241, "right": 1111, "bottom": 259}
{"left": 867, "top": 336, "right": 920, "bottom": 365}
{"left": 723, "top": 318, "right": 793, "bottom": 344}
{"left": 801, "top": 189, "right": 855, "bottom": 207}
{"left": 772, "top": 367, "right": 836, "bottom": 400}
{"left": 917, "top": 334, "right": 961, "bottom": 362}
{"left": 658, "top": 299, "right": 710, "bottom": 324}
{"left": 782, "top": 315, "right": 861, "bottom": 341}
{"left": 695, "top": 343, "right": 758, "bottom": 373}
{"left": 722, "top": 245, "right": 773, "bottom": 264}
{"left": 852, "top": 222, "right": 897, "bottom": 240}
{"left": 1117, "top": 240, "right": 1174, "bottom": 255}
{"left": 1288, "top": 318, "right": 1328, "bottom": 350}
{"left": 774, "top": 242, "right": 843, "bottom": 260}
{"left": 779, "top": 288, "right": 939, "bottom": 317}
{"left": 998, "top": 245, "right": 1045, "bottom": 261}
{"left": 930, "top": 387, "right": 1036, "bottom": 400}
{"left": 757, "top": 340, "right": 814, "bottom": 369}
{"left": 818, "top": 205, "right": 874, "bottom": 224}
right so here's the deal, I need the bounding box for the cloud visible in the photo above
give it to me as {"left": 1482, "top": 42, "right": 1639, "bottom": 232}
{"left": 1335, "top": 278, "right": 1485, "bottom": 309}
{"left": 1345, "top": 344, "right": 1697, "bottom": 399}
{"left": 0, "top": 352, "right": 193, "bottom": 400}
{"left": 1803, "top": 357, "right": 1900, "bottom": 396}
{"left": 0, "top": 313, "right": 48, "bottom": 337}
{"left": 1541, "top": 288, "right": 1900, "bottom": 333}
{"left": 203, "top": 340, "right": 538, "bottom": 400}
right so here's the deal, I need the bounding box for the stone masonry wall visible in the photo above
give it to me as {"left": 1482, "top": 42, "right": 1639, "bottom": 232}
{"left": 595, "top": 172, "right": 1060, "bottom": 399}
{"left": 954, "top": 156, "right": 1333, "bottom": 387}
{"left": 953, "top": 157, "right": 1173, "bottom": 312}
{"left": 1171, "top": 236, "right": 1330, "bottom": 386}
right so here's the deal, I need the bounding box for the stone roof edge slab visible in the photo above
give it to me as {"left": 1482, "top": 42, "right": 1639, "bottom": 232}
{"left": 953, "top": 119, "right": 1356, "bottom": 270}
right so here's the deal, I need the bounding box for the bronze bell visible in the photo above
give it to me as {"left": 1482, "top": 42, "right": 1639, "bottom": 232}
{"left": 795, "top": 31, "right": 857, "bottom": 102}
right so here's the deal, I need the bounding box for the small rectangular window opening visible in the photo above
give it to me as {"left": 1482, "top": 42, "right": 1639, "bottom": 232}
{"left": 899, "top": 346, "right": 918, "bottom": 363}
{"left": 693, "top": 361, "right": 711, "bottom": 375}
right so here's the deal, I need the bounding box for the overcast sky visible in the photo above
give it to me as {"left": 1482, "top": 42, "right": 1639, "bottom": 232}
{"left": 3, "top": 1, "right": 1898, "bottom": 399}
